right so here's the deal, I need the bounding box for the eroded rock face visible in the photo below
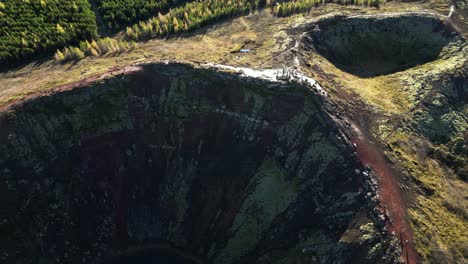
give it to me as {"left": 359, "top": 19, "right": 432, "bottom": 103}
{"left": 0, "top": 63, "right": 398, "bottom": 263}
{"left": 408, "top": 67, "right": 468, "bottom": 182}
{"left": 308, "top": 15, "right": 462, "bottom": 77}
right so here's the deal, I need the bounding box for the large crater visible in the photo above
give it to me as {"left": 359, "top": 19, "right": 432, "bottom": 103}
{"left": 0, "top": 64, "right": 397, "bottom": 263}
{"left": 308, "top": 14, "right": 461, "bottom": 77}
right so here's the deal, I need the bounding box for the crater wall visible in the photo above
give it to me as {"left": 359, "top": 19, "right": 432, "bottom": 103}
{"left": 0, "top": 63, "right": 399, "bottom": 263}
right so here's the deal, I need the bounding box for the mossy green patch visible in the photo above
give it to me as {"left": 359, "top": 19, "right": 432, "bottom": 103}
{"left": 216, "top": 156, "right": 301, "bottom": 263}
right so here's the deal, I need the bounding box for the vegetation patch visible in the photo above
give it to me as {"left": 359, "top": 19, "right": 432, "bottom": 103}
{"left": 124, "top": 0, "right": 387, "bottom": 42}
{"left": 54, "top": 37, "right": 136, "bottom": 62}
{"left": 0, "top": 0, "right": 97, "bottom": 67}
{"left": 272, "top": 0, "right": 385, "bottom": 17}
{"left": 1, "top": 0, "right": 391, "bottom": 67}
{"left": 124, "top": 0, "right": 261, "bottom": 41}
{"left": 91, "top": 0, "right": 191, "bottom": 30}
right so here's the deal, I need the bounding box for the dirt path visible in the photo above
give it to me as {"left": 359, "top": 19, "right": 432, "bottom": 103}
{"left": 291, "top": 18, "right": 424, "bottom": 262}
{"left": 350, "top": 120, "right": 418, "bottom": 264}
{"left": 448, "top": 3, "right": 468, "bottom": 35}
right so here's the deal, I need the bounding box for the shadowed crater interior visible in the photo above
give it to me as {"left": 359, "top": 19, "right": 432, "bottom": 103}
{"left": 308, "top": 14, "right": 461, "bottom": 77}
{"left": 0, "top": 64, "right": 397, "bottom": 264}
{"left": 103, "top": 248, "right": 197, "bottom": 264}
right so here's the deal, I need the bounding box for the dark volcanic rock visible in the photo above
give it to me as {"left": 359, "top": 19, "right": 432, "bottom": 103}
{"left": 0, "top": 63, "right": 399, "bottom": 263}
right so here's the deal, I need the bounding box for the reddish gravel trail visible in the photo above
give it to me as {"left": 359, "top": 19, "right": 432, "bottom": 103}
{"left": 352, "top": 136, "right": 418, "bottom": 264}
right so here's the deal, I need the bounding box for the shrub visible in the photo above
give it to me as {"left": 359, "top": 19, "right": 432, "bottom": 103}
{"left": 55, "top": 38, "right": 135, "bottom": 63}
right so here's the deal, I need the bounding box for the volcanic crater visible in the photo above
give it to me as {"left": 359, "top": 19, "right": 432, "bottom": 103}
{"left": 0, "top": 63, "right": 400, "bottom": 263}
{"left": 307, "top": 14, "right": 462, "bottom": 77}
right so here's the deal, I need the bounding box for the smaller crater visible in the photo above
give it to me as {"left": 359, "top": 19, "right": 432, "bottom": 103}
{"left": 307, "top": 15, "right": 462, "bottom": 77}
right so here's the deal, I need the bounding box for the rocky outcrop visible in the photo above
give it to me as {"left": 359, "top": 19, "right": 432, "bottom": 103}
{"left": 0, "top": 63, "right": 399, "bottom": 263}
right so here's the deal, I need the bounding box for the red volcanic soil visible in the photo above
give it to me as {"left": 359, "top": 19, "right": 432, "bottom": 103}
{"left": 0, "top": 65, "right": 143, "bottom": 112}
{"left": 352, "top": 134, "right": 418, "bottom": 264}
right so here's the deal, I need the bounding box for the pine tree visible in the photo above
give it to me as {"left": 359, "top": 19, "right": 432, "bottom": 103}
{"left": 173, "top": 17, "right": 180, "bottom": 32}
{"left": 54, "top": 49, "right": 65, "bottom": 61}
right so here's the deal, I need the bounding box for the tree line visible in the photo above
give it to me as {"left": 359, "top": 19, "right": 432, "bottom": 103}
{"left": 123, "top": 0, "right": 386, "bottom": 41}
{"left": 0, "top": 0, "right": 97, "bottom": 68}
{"left": 3, "top": 0, "right": 388, "bottom": 65}
{"left": 54, "top": 0, "right": 264, "bottom": 62}
{"left": 54, "top": 37, "right": 135, "bottom": 62}
{"left": 272, "top": 0, "right": 385, "bottom": 17}
{"left": 124, "top": 0, "right": 263, "bottom": 41}
{"left": 56, "top": 0, "right": 387, "bottom": 62}
{"left": 92, "top": 0, "right": 191, "bottom": 30}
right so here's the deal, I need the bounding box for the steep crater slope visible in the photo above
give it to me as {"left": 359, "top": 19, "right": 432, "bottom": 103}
{"left": 307, "top": 14, "right": 462, "bottom": 77}
{"left": 0, "top": 64, "right": 399, "bottom": 263}
{"left": 300, "top": 12, "right": 468, "bottom": 264}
